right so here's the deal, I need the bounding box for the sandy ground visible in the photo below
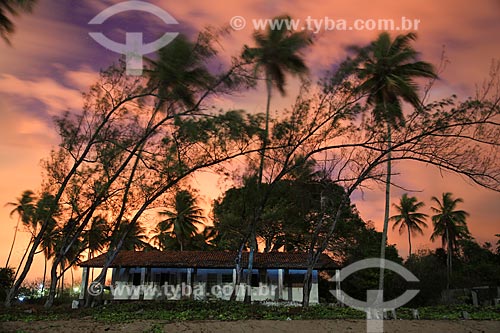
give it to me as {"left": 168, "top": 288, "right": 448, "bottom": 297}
{"left": 2, "top": 319, "right": 500, "bottom": 333}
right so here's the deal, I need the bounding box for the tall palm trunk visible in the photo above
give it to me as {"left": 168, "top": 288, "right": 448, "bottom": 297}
{"left": 61, "top": 264, "right": 65, "bottom": 298}
{"left": 41, "top": 255, "right": 47, "bottom": 295}
{"left": 6, "top": 215, "right": 52, "bottom": 306}
{"left": 13, "top": 238, "right": 32, "bottom": 282}
{"left": 378, "top": 124, "right": 392, "bottom": 293}
{"left": 408, "top": 228, "right": 412, "bottom": 258}
{"left": 89, "top": 252, "right": 94, "bottom": 281}
{"left": 244, "top": 236, "right": 256, "bottom": 303}
{"left": 246, "top": 76, "right": 272, "bottom": 303}
{"left": 446, "top": 227, "right": 451, "bottom": 291}
{"left": 258, "top": 76, "right": 272, "bottom": 183}
{"left": 5, "top": 218, "right": 20, "bottom": 268}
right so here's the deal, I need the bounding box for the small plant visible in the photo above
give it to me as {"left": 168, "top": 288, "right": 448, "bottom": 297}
{"left": 143, "top": 323, "right": 164, "bottom": 333}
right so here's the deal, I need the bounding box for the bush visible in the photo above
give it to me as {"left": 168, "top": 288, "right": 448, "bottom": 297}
{"left": 0, "top": 267, "right": 15, "bottom": 301}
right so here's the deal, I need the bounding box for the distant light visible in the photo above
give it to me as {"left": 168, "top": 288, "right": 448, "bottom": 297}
{"left": 73, "top": 287, "right": 80, "bottom": 293}
{"left": 18, "top": 296, "right": 25, "bottom": 302}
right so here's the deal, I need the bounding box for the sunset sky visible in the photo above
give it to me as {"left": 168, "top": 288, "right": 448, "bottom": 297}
{"left": 0, "top": 0, "right": 499, "bottom": 281}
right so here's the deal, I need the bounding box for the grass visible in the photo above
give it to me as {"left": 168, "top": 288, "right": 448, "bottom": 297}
{"left": 0, "top": 300, "right": 499, "bottom": 323}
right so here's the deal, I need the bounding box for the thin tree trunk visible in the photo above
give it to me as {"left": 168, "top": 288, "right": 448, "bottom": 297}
{"left": 302, "top": 262, "right": 314, "bottom": 306}
{"left": 5, "top": 218, "right": 20, "bottom": 268}
{"left": 257, "top": 76, "right": 272, "bottom": 184}
{"left": 45, "top": 255, "right": 59, "bottom": 306}
{"left": 446, "top": 227, "right": 451, "bottom": 291}
{"left": 245, "top": 76, "right": 272, "bottom": 303}
{"left": 41, "top": 256, "right": 47, "bottom": 295}
{"left": 12, "top": 238, "right": 32, "bottom": 282}
{"left": 5, "top": 236, "right": 38, "bottom": 306}
{"left": 408, "top": 228, "right": 412, "bottom": 258}
{"left": 231, "top": 237, "right": 246, "bottom": 301}
{"left": 244, "top": 236, "right": 256, "bottom": 303}
{"left": 90, "top": 252, "right": 94, "bottom": 282}
{"left": 378, "top": 124, "right": 392, "bottom": 293}
{"left": 60, "top": 264, "right": 64, "bottom": 299}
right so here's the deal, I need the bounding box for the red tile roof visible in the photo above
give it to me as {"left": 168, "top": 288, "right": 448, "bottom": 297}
{"left": 79, "top": 250, "right": 337, "bottom": 269}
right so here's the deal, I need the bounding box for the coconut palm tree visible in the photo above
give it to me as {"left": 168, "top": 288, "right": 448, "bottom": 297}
{"left": 355, "top": 32, "right": 437, "bottom": 290}
{"left": 242, "top": 15, "right": 312, "bottom": 302}
{"left": 430, "top": 192, "right": 470, "bottom": 290}
{"left": 145, "top": 34, "right": 214, "bottom": 111}
{"left": 157, "top": 190, "right": 204, "bottom": 251}
{"left": 38, "top": 216, "right": 57, "bottom": 294}
{"left": 151, "top": 226, "right": 178, "bottom": 251}
{"left": 111, "top": 220, "right": 149, "bottom": 251}
{"left": 242, "top": 15, "right": 312, "bottom": 184}
{"left": 5, "top": 190, "right": 35, "bottom": 268}
{"left": 0, "top": 0, "right": 37, "bottom": 44}
{"left": 390, "top": 193, "right": 428, "bottom": 258}
{"left": 34, "top": 192, "right": 59, "bottom": 294}
{"left": 83, "top": 216, "right": 110, "bottom": 280}
{"left": 56, "top": 235, "right": 84, "bottom": 298}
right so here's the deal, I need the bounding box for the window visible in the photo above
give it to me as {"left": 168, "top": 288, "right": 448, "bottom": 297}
{"left": 251, "top": 273, "right": 259, "bottom": 287}
{"left": 132, "top": 272, "right": 141, "bottom": 286}
{"left": 206, "top": 273, "right": 219, "bottom": 292}
{"left": 221, "top": 273, "right": 233, "bottom": 284}
{"left": 286, "top": 270, "right": 305, "bottom": 288}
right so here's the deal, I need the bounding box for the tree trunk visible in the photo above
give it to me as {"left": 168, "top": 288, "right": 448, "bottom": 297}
{"left": 41, "top": 256, "right": 47, "bottom": 295}
{"left": 378, "top": 124, "right": 392, "bottom": 293}
{"left": 12, "top": 238, "right": 32, "bottom": 282}
{"left": 5, "top": 225, "right": 49, "bottom": 306}
{"left": 257, "top": 76, "right": 272, "bottom": 184}
{"left": 230, "top": 241, "right": 245, "bottom": 301}
{"left": 244, "top": 235, "right": 256, "bottom": 303}
{"left": 60, "top": 264, "right": 65, "bottom": 299}
{"left": 446, "top": 227, "right": 451, "bottom": 291}
{"left": 90, "top": 252, "right": 94, "bottom": 282}
{"left": 302, "top": 265, "right": 314, "bottom": 307}
{"left": 44, "top": 256, "right": 60, "bottom": 307}
{"left": 408, "top": 228, "right": 412, "bottom": 258}
{"left": 5, "top": 218, "right": 20, "bottom": 268}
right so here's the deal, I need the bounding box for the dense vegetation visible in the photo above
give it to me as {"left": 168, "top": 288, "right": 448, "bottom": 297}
{"left": 1, "top": 300, "right": 500, "bottom": 324}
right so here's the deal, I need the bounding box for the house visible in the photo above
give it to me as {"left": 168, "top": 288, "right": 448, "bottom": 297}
{"left": 78, "top": 250, "right": 337, "bottom": 304}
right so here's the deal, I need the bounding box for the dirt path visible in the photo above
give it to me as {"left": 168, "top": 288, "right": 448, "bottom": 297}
{"left": 2, "top": 319, "right": 500, "bottom": 333}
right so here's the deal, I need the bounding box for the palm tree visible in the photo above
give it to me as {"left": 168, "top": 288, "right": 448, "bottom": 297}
{"left": 151, "top": 226, "right": 178, "bottom": 251}
{"left": 430, "top": 192, "right": 470, "bottom": 290}
{"left": 355, "top": 32, "right": 437, "bottom": 290}
{"left": 112, "top": 220, "right": 149, "bottom": 251}
{"left": 243, "top": 15, "right": 312, "bottom": 184}
{"left": 146, "top": 34, "right": 214, "bottom": 111}
{"left": 242, "top": 15, "right": 312, "bottom": 302}
{"left": 83, "top": 216, "right": 110, "bottom": 280}
{"left": 157, "top": 190, "right": 204, "bottom": 251}
{"left": 56, "top": 235, "right": 84, "bottom": 297}
{"left": 0, "top": 0, "right": 37, "bottom": 44}
{"left": 390, "top": 193, "right": 428, "bottom": 258}
{"left": 34, "top": 192, "right": 59, "bottom": 294}
{"left": 38, "top": 216, "right": 57, "bottom": 295}
{"left": 5, "top": 190, "right": 35, "bottom": 268}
